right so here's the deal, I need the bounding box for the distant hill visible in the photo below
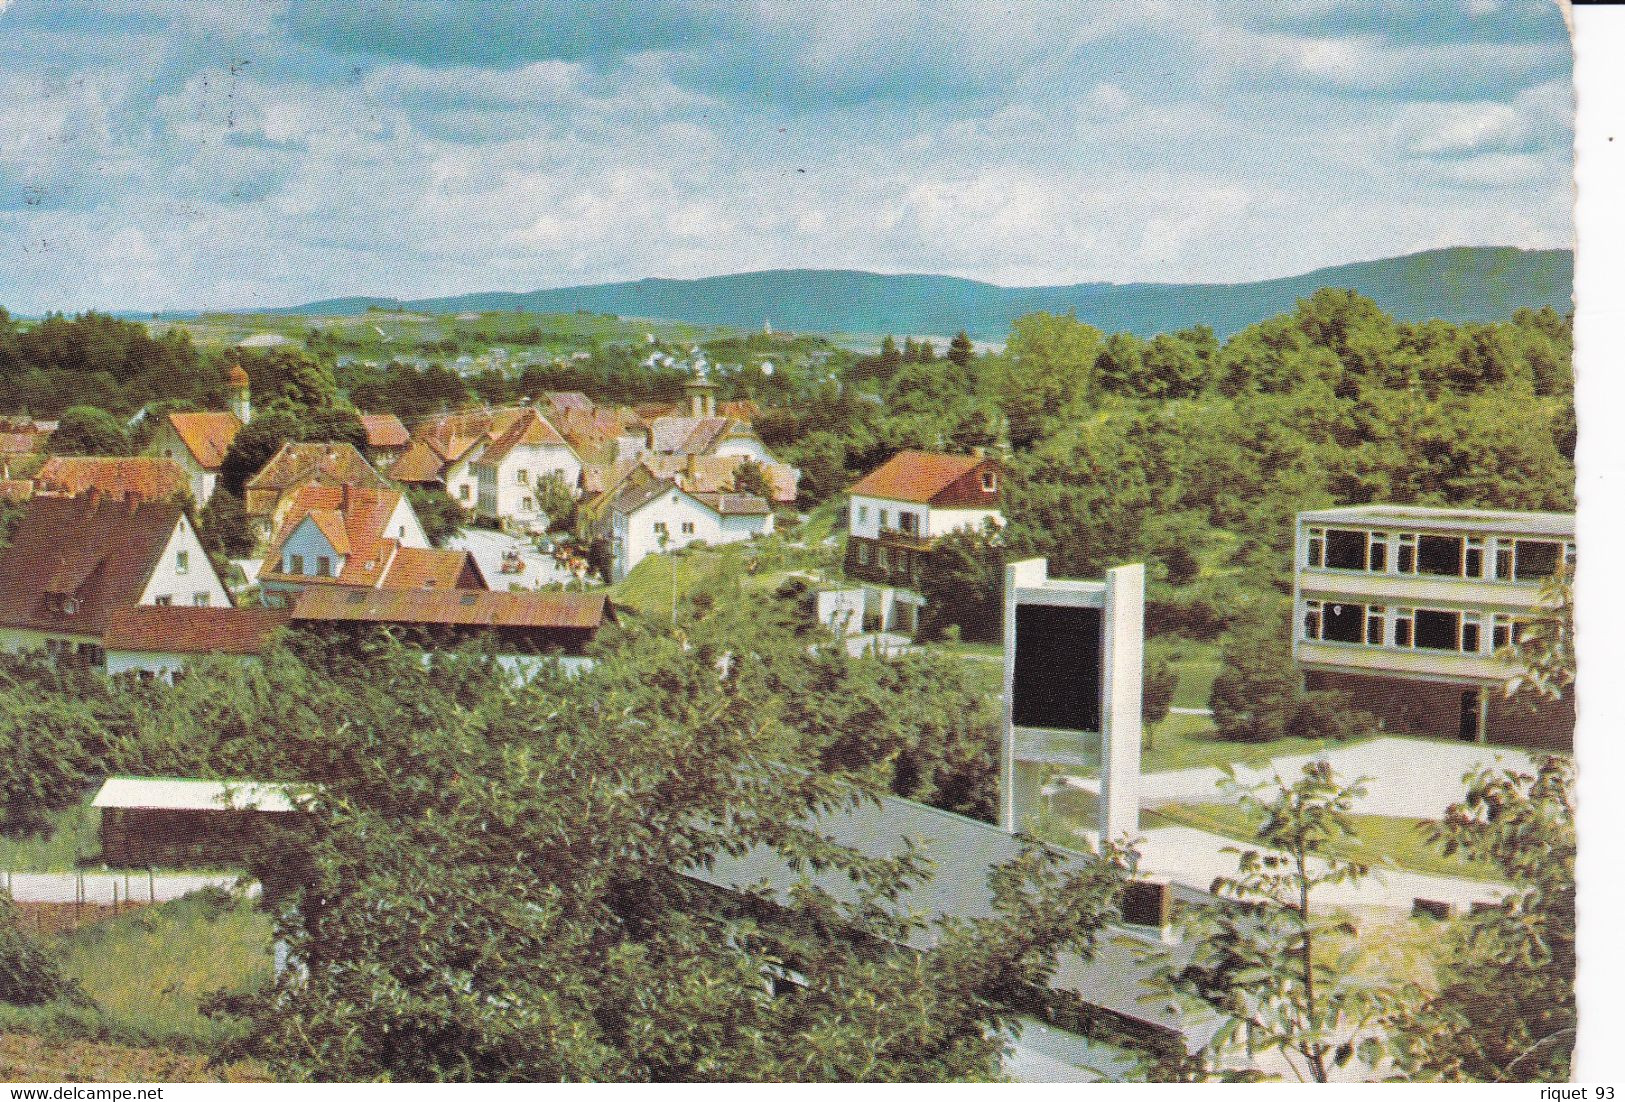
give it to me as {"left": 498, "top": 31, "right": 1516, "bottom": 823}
{"left": 244, "top": 246, "right": 1572, "bottom": 341}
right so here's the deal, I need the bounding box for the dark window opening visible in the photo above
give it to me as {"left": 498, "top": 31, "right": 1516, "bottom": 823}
{"left": 1464, "top": 547, "right": 1483, "bottom": 577}
{"left": 1303, "top": 606, "right": 1321, "bottom": 639}
{"left": 1461, "top": 619, "right": 1481, "bottom": 653}
{"left": 1495, "top": 547, "right": 1513, "bottom": 579}
{"left": 1324, "top": 529, "right": 1367, "bottom": 571}
{"left": 1514, "top": 540, "right": 1560, "bottom": 580}
{"left": 1395, "top": 618, "right": 1413, "bottom": 647}
{"left": 1418, "top": 535, "right": 1464, "bottom": 577}
{"left": 1366, "top": 611, "right": 1385, "bottom": 645}
{"left": 1369, "top": 542, "right": 1387, "bottom": 572}
{"left": 1307, "top": 533, "right": 1324, "bottom": 567}
{"left": 1322, "top": 602, "right": 1364, "bottom": 643}
{"left": 1414, "top": 609, "right": 1461, "bottom": 651}
{"left": 1397, "top": 544, "right": 1416, "bottom": 573}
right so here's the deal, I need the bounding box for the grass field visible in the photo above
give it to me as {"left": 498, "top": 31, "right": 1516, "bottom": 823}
{"left": 0, "top": 891, "right": 274, "bottom": 1053}
{"left": 1144, "top": 802, "right": 1498, "bottom": 881}
{"left": 0, "top": 801, "right": 100, "bottom": 871}
{"left": 0, "top": 1032, "right": 265, "bottom": 1083}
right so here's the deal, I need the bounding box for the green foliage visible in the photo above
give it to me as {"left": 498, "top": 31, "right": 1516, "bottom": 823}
{"left": 404, "top": 486, "right": 466, "bottom": 548}
{"left": 1500, "top": 565, "right": 1573, "bottom": 704}
{"left": 1148, "top": 762, "right": 1406, "bottom": 1083}
{"left": 1391, "top": 760, "right": 1575, "bottom": 1082}
{"left": 46, "top": 405, "right": 129, "bottom": 457}
{"left": 0, "top": 891, "right": 83, "bottom": 1008}
{"left": 1140, "top": 646, "right": 1178, "bottom": 750}
{"left": 917, "top": 521, "right": 1004, "bottom": 644}
{"left": 198, "top": 488, "right": 255, "bottom": 559}
{"left": 217, "top": 403, "right": 367, "bottom": 499}
{"left": 0, "top": 311, "right": 204, "bottom": 418}
{"left": 0, "top": 658, "right": 125, "bottom": 834}
{"left": 1209, "top": 603, "right": 1299, "bottom": 742}
{"left": 730, "top": 459, "right": 771, "bottom": 500}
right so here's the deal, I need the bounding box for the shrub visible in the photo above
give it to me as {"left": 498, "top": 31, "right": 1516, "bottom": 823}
{"left": 0, "top": 891, "right": 83, "bottom": 1007}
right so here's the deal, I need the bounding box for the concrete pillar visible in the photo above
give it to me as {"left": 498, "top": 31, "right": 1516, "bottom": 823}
{"left": 1099, "top": 563, "right": 1144, "bottom": 842}
{"left": 1000, "top": 557, "right": 1048, "bottom": 833}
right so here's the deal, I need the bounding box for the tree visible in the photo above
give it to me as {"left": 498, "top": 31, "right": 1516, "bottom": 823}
{"left": 730, "top": 459, "right": 771, "bottom": 500}
{"left": 0, "top": 889, "right": 83, "bottom": 1007}
{"left": 46, "top": 405, "right": 129, "bottom": 456}
{"left": 917, "top": 521, "right": 1003, "bottom": 644}
{"left": 218, "top": 404, "right": 367, "bottom": 498}
{"left": 1150, "top": 762, "right": 1405, "bottom": 1082}
{"left": 405, "top": 487, "right": 466, "bottom": 548}
{"left": 1391, "top": 757, "right": 1576, "bottom": 1081}
{"left": 1141, "top": 646, "right": 1178, "bottom": 751}
{"left": 198, "top": 487, "right": 255, "bottom": 559}
{"left": 222, "top": 627, "right": 1130, "bottom": 1081}
{"left": 1499, "top": 563, "right": 1573, "bottom": 704}
{"left": 1209, "top": 602, "right": 1300, "bottom": 742}
{"left": 947, "top": 330, "right": 974, "bottom": 370}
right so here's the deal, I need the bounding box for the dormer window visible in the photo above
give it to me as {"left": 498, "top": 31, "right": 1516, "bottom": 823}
{"left": 982, "top": 471, "right": 997, "bottom": 492}
{"left": 316, "top": 555, "right": 331, "bottom": 577}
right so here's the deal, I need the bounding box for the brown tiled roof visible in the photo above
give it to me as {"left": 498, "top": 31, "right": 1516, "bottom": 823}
{"left": 848, "top": 450, "right": 991, "bottom": 504}
{"left": 541, "top": 391, "right": 594, "bottom": 415}
{"left": 477, "top": 408, "right": 570, "bottom": 467}
{"left": 292, "top": 586, "right": 611, "bottom": 630}
{"left": 359, "top": 413, "right": 409, "bottom": 449}
{"left": 387, "top": 440, "right": 447, "bottom": 483}
{"left": 606, "top": 467, "right": 769, "bottom": 519}
{"left": 0, "top": 479, "right": 33, "bottom": 503}
{"left": 378, "top": 546, "right": 486, "bottom": 590}
{"left": 104, "top": 606, "right": 290, "bottom": 656}
{"left": 693, "top": 491, "right": 771, "bottom": 516}
{"left": 638, "top": 453, "right": 798, "bottom": 505}
{"left": 0, "top": 432, "right": 46, "bottom": 456}
{"left": 0, "top": 495, "right": 189, "bottom": 637}
{"left": 244, "top": 442, "right": 390, "bottom": 516}
{"left": 166, "top": 411, "right": 242, "bottom": 470}
{"left": 260, "top": 485, "right": 405, "bottom": 586}
{"left": 33, "top": 457, "right": 192, "bottom": 503}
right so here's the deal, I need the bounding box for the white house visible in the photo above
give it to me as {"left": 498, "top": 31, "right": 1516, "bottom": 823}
{"left": 845, "top": 450, "right": 1004, "bottom": 591}
{"left": 103, "top": 606, "right": 292, "bottom": 682}
{"left": 603, "top": 469, "right": 773, "bottom": 583}
{"left": 147, "top": 410, "right": 242, "bottom": 506}
{"left": 473, "top": 408, "right": 584, "bottom": 531}
{"left": 0, "top": 493, "right": 231, "bottom": 664}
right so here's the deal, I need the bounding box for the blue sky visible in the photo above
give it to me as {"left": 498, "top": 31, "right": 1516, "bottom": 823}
{"left": 0, "top": 0, "right": 1573, "bottom": 314}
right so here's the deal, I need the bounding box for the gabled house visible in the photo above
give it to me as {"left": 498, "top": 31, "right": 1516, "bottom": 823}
{"left": 844, "top": 450, "right": 1004, "bottom": 590}
{"left": 147, "top": 410, "right": 242, "bottom": 506}
{"left": 31, "top": 457, "right": 192, "bottom": 504}
{"left": 391, "top": 409, "right": 531, "bottom": 509}
{"left": 472, "top": 408, "right": 584, "bottom": 531}
{"left": 104, "top": 605, "right": 292, "bottom": 683}
{"left": 598, "top": 466, "right": 773, "bottom": 583}
{"left": 0, "top": 493, "right": 231, "bottom": 665}
{"left": 258, "top": 485, "right": 485, "bottom": 601}
{"left": 358, "top": 413, "right": 411, "bottom": 470}
{"left": 243, "top": 441, "right": 393, "bottom": 546}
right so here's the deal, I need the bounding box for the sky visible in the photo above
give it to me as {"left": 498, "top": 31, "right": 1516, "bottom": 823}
{"left": 0, "top": 0, "right": 1575, "bottom": 314}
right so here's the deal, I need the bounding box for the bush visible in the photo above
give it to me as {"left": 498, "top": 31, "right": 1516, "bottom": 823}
{"left": 0, "top": 891, "right": 83, "bottom": 1007}
{"left": 1288, "top": 690, "right": 1380, "bottom": 742}
{"left": 1210, "top": 602, "right": 1298, "bottom": 742}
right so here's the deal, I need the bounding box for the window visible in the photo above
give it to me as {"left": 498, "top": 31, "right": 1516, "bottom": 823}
{"left": 877, "top": 545, "right": 890, "bottom": 569}
{"left": 316, "top": 555, "right": 331, "bottom": 577}
{"left": 163, "top": 448, "right": 173, "bottom": 459}
{"left": 193, "top": 592, "right": 210, "bottom": 607}
{"left": 1493, "top": 538, "right": 1514, "bottom": 580}
{"left": 1414, "top": 609, "right": 1461, "bottom": 651}
{"left": 653, "top": 521, "right": 668, "bottom": 536}
{"left": 289, "top": 554, "right": 305, "bottom": 575}
{"left": 522, "top": 497, "right": 534, "bottom": 511}
{"left": 1302, "top": 599, "right": 1322, "bottom": 641}
{"left": 1397, "top": 534, "right": 1417, "bottom": 574}
{"left": 175, "top": 549, "right": 190, "bottom": 575}
{"left": 1513, "top": 539, "right": 1561, "bottom": 580}
{"left": 1321, "top": 601, "right": 1364, "bottom": 643}
{"left": 895, "top": 550, "right": 909, "bottom": 576}
{"left": 857, "top": 541, "right": 870, "bottom": 565}
{"left": 1306, "top": 527, "right": 1325, "bottom": 568}
{"left": 879, "top": 509, "right": 889, "bottom": 530}
{"left": 1417, "top": 534, "right": 1464, "bottom": 577}
{"left": 982, "top": 471, "right": 998, "bottom": 492}
{"left": 154, "top": 595, "right": 173, "bottom": 607}
{"left": 1465, "top": 537, "right": 1485, "bottom": 578}
{"left": 899, "top": 511, "right": 916, "bottom": 535}
{"left": 517, "top": 469, "right": 529, "bottom": 484}
{"left": 1492, "top": 614, "right": 1512, "bottom": 650}
{"left": 1366, "top": 606, "right": 1386, "bottom": 645}
{"left": 459, "top": 484, "right": 471, "bottom": 501}
{"left": 681, "top": 521, "right": 695, "bottom": 535}
{"left": 1394, "top": 608, "right": 1414, "bottom": 647}
{"left": 1324, "top": 529, "right": 1367, "bottom": 571}
{"left": 1461, "top": 612, "right": 1482, "bottom": 654}
{"left": 1368, "top": 532, "right": 1389, "bottom": 572}
{"left": 857, "top": 505, "right": 869, "bottom": 525}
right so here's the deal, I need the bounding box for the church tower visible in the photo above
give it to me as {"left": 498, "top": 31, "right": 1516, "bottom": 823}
{"left": 226, "top": 351, "right": 252, "bottom": 424}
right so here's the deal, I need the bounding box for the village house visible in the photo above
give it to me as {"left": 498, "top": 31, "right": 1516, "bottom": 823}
{"left": 103, "top": 605, "right": 292, "bottom": 683}
{"left": 292, "top": 586, "right": 614, "bottom": 677}
{"left": 243, "top": 441, "right": 393, "bottom": 546}
{"left": 842, "top": 450, "right": 1004, "bottom": 632}
{"left": 1293, "top": 504, "right": 1576, "bottom": 748}
{"left": 30, "top": 456, "right": 191, "bottom": 503}
{"left": 258, "top": 484, "right": 486, "bottom": 602}
{"left": 597, "top": 465, "right": 773, "bottom": 583}
{"left": 0, "top": 492, "right": 231, "bottom": 665}
{"left": 472, "top": 408, "right": 584, "bottom": 531}
{"left": 143, "top": 358, "right": 251, "bottom": 506}
{"left": 390, "top": 408, "right": 531, "bottom": 509}
{"left": 358, "top": 412, "right": 410, "bottom": 470}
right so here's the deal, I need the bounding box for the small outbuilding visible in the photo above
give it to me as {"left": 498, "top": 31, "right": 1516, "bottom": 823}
{"left": 92, "top": 776, "right": 306, "bottom": 868}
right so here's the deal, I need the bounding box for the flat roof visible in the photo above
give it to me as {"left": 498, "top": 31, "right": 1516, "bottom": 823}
{"left": 92, "top": 775, "right": 303, "bottom": 813}
{"left": 1299, "top": 503, "right": 1573, "bottom": 538}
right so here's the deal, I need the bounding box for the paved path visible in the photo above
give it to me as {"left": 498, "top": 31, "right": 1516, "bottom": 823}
{"left": 1066, "top": 736, "right": 1541, "bottom": 818}
{"left": 448, "top": 529, "right": 579, "bottom": 590}
{"left": 2, "top": 871, "right": 241, "bottom": 905}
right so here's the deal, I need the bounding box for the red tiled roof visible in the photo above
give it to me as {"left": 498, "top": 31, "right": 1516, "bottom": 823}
{"left": 0, "top": 479, "right": 33, "bottom": 503}
{"left": 292, "top": 586, "right": 611, "bottom": 630}
{"left": 0, "top": 432, "right": 46, "bottom": 456}
{"left": 33, "top": 457, "right": 192, "bottom": 504}
{"left": 104, "top": 606, "right": 290, "bottom": 656}
{"left": 542, "top": 391, "right": 594, "bottom": 415}
{"left": 0, "top": 495, "right": 191, "bottom": 637}
{"left": 247, "top": 442, "right": 389, "bottom": 496}
{"left": 260, "top": 485, "right": 405, "bottom": 586}
{"left": 360, "top": 414, "right": 410, "bottom": 449}
{"left": 477, "top": 408, "right": 570, "bottom": 467}
{"left": 387, "top": 440, "right": 447, "bottom": 483}
{"left": 848, "top": 450, "right": 991, "bottom": 504}
{"left": 637, "top": 453, "right": 798, "bottom": 504}
{"left": 166, "top": 411, "right": 242, "bottom": 470}
{"left": 378, "top": 546, "right": 486, "bottom": 590}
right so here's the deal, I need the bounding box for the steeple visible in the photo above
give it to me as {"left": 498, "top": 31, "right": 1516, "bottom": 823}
{"left": 683, "top": 362, "right": 717, "bottom": 418}
{"left": 225, "top": 349, "right": 252, "bottom": 424}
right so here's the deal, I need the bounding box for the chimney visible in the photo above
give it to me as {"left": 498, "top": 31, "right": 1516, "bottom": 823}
{"left": 685, "top": 452, "right": 699, "bottom": 487}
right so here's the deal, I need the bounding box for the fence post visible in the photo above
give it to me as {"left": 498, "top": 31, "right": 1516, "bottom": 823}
{"left": 148, "top": 867, "right": 155, "bottom": 904}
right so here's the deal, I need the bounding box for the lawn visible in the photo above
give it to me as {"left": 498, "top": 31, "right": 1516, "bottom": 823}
{"left": 1143, "top": 802, "right": 1499, "bottom": 881}
{"left": 0, "top": 890, "right": 274, "bottom": 1053}
{"left": 0, "top": 801, "right": 100, "bottom": 872}
{"left": 0, "top": 1032, "right": 265, "bottom": 1083}
{"left": 1138, "top": 713, "right": 1358, "bottom": 775}
{"left": 1160, "top": 640, "right": 1221, "bottom": 710}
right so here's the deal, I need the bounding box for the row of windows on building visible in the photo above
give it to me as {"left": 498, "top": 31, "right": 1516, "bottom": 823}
{"left": 854, "top": 539, "right": 923, "bottom": 581}
{"left": 1304, "top": 528, "right": 1573, "bottom": 582}
{"left": 652, "top": 521, "right": 698, "bottom": 538}
{"left": 1301, "top": 599, "right": 1526, "bottom": 655}
{"left": 283, "top": 554, "right": 335, "bottom": 577}
{"left": 854, "top": 504, "right": 922, "bottom": 536}
{"left": 152, "top": 592, "right": 216, "bottom": 607}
